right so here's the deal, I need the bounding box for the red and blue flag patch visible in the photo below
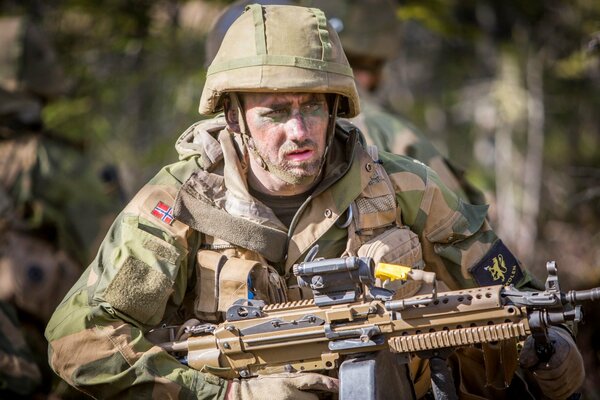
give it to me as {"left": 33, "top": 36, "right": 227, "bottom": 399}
{"left": 151, "top": 201, "right": 175, "bottom": 225}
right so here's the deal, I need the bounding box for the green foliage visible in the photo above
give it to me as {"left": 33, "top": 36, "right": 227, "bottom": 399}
{"left": 398, "top": 1, "right": 479, "bottom": 39}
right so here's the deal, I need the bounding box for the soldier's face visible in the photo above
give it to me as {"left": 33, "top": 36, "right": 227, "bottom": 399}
{"left": 242, "top": 92, "right": 330, "bottom": 187}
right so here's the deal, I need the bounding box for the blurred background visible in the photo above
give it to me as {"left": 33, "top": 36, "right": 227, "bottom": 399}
{"left": 0, "top": 0, "right": 598, "bottom": 398}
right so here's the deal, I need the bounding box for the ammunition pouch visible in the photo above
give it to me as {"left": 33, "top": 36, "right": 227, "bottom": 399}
{"left": 194, "top": 250, "right": 287, "bottom": 322}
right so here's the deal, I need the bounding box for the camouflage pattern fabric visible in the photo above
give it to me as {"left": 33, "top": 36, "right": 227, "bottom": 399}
{"left": 0, "top": 301, "right": 42, "bottom": 397}
{"left": 0, "top": 130, "right": 118, "bottom": 266}
{"left": 0, "top": 124, "right": 123, "bottom": 399}
{"left": 351, "top": 92, "right": 487, "bottom": 206}
{"left": 45, "top": 118, "right": 535, "bottom": 398}
{"left": 0, "top": 16, "right": 122, "bottom": 399}
{"left": 0, "top": 15, "right": 121, "bottom": 268}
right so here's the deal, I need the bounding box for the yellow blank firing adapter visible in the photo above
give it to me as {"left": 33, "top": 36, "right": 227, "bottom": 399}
{"left": 375, "top": 263, "right": 412, "bottom": 281}
{"left": 375, "top": 263, "right": 436, "bottom": 284}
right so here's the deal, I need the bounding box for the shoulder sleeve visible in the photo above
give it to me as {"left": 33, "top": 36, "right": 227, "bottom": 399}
{"left": 44, "top": 166, "right": 227, "bottom": 398}
{"left": 384, "top": 154, "right": 534, "bottom": 290}
{"left": 356, "top": 104, "right": 485, "bottom": 205}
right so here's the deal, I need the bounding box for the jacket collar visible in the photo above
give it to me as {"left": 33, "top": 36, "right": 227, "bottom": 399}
{"left": 173, "top": 119, "right": 370, "bottom": 264}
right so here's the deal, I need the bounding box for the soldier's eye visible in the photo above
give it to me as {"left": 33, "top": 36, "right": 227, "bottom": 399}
{"left": 265, "top": 108, "right": 287, "bottom": 118}
{"left": 302, "top": 102, "right": 322, "bottom": 114}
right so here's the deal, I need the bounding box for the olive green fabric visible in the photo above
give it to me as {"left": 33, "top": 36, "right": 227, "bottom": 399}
{"left": 0, "top": 105, "right": 122, "bottom": 400}
{"left": 45, "top": 116, "right": 535, "bottom": 398}
{"left": 46, "top": 183, "right": 227, "bottom": 398}
{"left": 104, "top": 257, "right": 174, "bottom": 325}
{"left": 199, "top": 4, "right": 359, "bottom": 117}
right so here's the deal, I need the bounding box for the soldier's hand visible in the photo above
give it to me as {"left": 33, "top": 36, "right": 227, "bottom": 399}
{"left": 519, "top": 326, "right": 585, "bottom": 399}
{"left": 225, "top": 372, "right": 338, "bottom": 400}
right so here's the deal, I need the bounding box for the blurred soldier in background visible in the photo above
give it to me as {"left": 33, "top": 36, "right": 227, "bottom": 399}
{"left": 311, "top": 0, "right": 486, "bottom": 205}
{"left": 0, "top": 15, "right": 121, "bottom": 397}
{"left": 205, "top": 0, "right": 485, "bottom": 206}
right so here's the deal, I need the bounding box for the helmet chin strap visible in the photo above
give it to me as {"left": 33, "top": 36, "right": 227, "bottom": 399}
{"left": 229, "top": 92, "right": 248, "bottom": 135}
{"left": 233, "top": 92, "right": 340, "bottom": 186}
{"left": 229, "top": 92, "right": 271, "bottom": 172}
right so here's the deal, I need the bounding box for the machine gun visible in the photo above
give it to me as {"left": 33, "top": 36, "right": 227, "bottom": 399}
{"left": 157, "top": 250, "right": 600, "bottom": 400}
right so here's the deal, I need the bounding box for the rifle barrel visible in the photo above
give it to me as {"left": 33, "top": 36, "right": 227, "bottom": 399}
{"left": 566, "top": 287, "right": 600, "bottom": 303}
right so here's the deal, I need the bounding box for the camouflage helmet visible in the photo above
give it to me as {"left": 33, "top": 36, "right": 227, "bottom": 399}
{"left": 0, "top": 16, "right": 67, "bottom": 100}
{"left": 199, "top": 4, "right": 359, "bottom": 118}
{"left": 204, "top": 0, "right": 294, "bottom": 68}
{"left": 307, "top": 0, "right": 401, "bottom": 62}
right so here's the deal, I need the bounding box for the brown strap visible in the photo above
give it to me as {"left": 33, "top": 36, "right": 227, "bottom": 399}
{"left": 195, "top": 251, "right": 228, "bottom": 315}
{"left": 482, "top": 339, "right": 518, "bottom": 389}
{"left": 218, "top": 257, "right": 261, "bottom": 311}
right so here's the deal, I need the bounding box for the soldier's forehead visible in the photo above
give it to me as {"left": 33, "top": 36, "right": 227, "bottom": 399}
{"left": 241, "top": 92, "right": 326, "bottom": 107}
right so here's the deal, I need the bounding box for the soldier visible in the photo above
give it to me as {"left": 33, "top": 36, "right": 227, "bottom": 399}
{"left": 46, "top": 4, "right": 583, "bottom": 399}
{"left": 0, "top": 15, "right": 121, "bottom": 397}
{"left": 205, "top": 0, "right": 485, "bottom": 206}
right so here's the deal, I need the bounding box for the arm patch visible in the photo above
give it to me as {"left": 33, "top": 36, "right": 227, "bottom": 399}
{"left": 104, "top": 257, "right": 172, "bottom": 325}
{"left": 470, "top": 240, "right": 524, "bottom": 287}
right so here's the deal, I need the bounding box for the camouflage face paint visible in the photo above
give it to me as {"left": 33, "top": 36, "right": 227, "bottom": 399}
{"left": 243, "top": 92, "right": 329, "bottom": 187}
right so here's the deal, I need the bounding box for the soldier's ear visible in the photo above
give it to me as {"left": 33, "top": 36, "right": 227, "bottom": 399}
{"left": 224, "top": 96, "right": 241, "bottom": 133}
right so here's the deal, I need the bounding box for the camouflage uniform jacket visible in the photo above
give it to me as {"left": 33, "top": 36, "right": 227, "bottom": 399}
{"left": 45, "top": 117, "right": 532, "bottom": 399}
{"left": 351, "top": 93, "right": 486, "bottom": 205}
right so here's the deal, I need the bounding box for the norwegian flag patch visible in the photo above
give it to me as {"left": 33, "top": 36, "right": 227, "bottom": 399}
{"left": 151, "top": 201, "right": 175, "bottom": 225}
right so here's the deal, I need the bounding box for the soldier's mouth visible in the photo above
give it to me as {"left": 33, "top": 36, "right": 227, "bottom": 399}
{"left": 285, "top": 149, "right": 314, "bottom": 161}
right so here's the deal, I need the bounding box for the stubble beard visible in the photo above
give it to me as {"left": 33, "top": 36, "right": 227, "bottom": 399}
{"left": 251, "top": 139, "right": 324, "bottom": 186}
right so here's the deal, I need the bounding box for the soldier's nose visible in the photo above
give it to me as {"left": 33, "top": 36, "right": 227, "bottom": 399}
{"left": 285, "top": 115, "right": 309, "bottom": 141}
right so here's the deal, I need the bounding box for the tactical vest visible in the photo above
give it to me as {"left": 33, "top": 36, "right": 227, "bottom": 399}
{"left": 164, "top": 122, "right": 512, "bottom": 399}
{"left": 180, "top": 122, "right": 425, "bottom": 322}
{"left": 343, "top": 144, "right": 426, "bottom": 299}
